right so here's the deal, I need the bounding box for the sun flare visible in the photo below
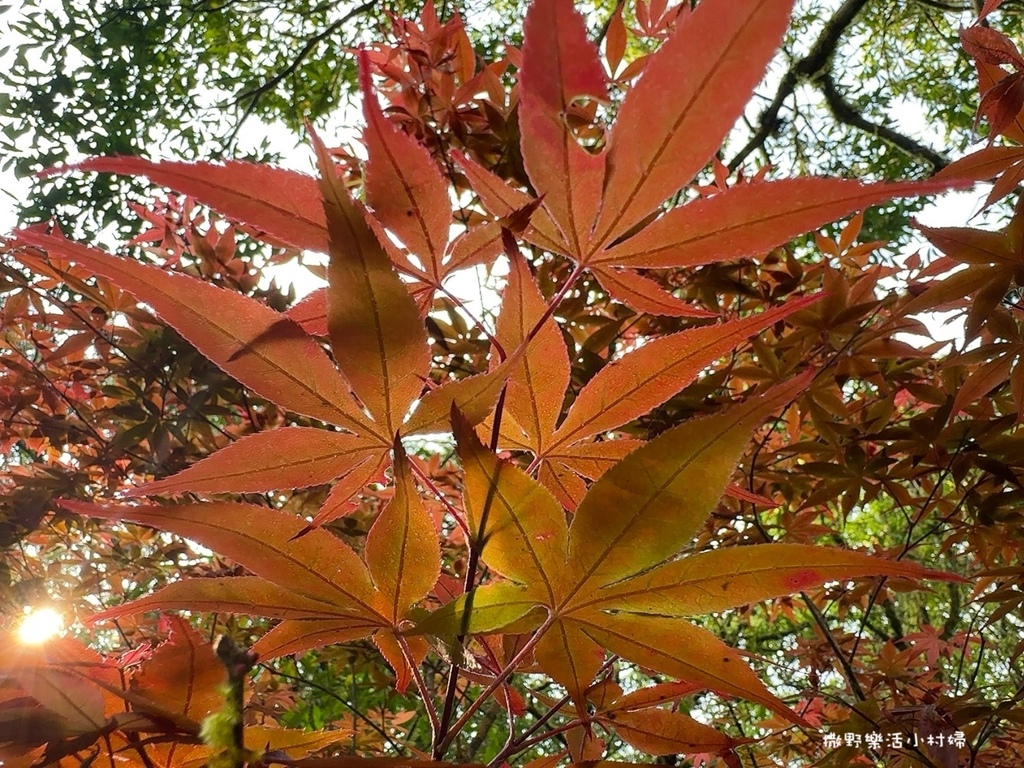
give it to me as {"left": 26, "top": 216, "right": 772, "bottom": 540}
{"left": 17, "top": 607, "right": 64, "bottom": 645}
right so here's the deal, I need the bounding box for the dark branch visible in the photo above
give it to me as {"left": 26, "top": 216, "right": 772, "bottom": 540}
{"left": 225, "top": 0, "right": 377, "bottom": 147}
{"left": 728, "top": 0, "right": 872, "bottom": 171}
{"left": 818, "top": 71, "right": 949, "bottom": 170}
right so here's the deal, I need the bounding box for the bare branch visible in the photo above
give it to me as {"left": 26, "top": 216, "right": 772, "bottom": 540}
{"left": 728, "top": 0, "right": 872, "bottom": 171}
{"left": 818, "top": 71, "right": 949, "bottom": 170}
{"left": 226, "top": 0, "right": 377, "bottom": 147}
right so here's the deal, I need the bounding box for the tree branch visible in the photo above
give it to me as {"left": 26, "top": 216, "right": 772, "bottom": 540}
{"left": 226, "top": 0, "right": 377, "bottom": 147}
{"left": 728, "top": 0, "right": 872, "bottom": 171}
{"left": 817, "top": 71, "right": 949, "bottom": 170}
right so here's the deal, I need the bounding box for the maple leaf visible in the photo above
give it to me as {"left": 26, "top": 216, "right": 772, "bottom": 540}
{"left": 68, "top": 441, "right": 440, "bottom": 691}
{"left": 486, "top": 253, "right": 823, "bottom": 507}
{"left": 414, "top": 373, "right": 961, "bottom": 730}
{"left": 456, "top": 0, "right": 958, "bottom": 319}
{"left": 11, "top": 98, "right": 512, "bottom": 531}
{"left": 911, "top": 197, "right": 1024, "bottom": 342}
{"left": 2, "top": 0, "right": 977, "bottom": 759}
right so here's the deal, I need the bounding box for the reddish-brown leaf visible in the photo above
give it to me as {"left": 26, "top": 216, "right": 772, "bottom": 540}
{"left": 550, "top": 296, "right": 819, "bottom": 450}
{"left": 495, "top": 252, "right": 571, "bottom": 452}
{"left": 252, "top": 619, "right": 381, "bottom": 662}
{"left": 365, "top": 444, "right": 440, "bottom": 622}
{"left": 605, "top": 4, "right": 627, "bottom": 75}
{"left": 593, "top": 0, "right": 796, "bottom": 246}
{"left": 64, "top": 500, "right": 379, "bottom": 613}
{"left": 451, "top": 150, "right": 565, "bottom": 252}
{"left": 592, "top": 267, "right": 717, "bottom": 317}
{"left": 533, "top": 618, "right": 606, "bottom": 706}
{"left": 596, "top": 178, "right": 960, "bottom": 269}
{"left": 443, "top": 223, "right": 504, "bottom": 274}
{"left": 961, "top": 25, "right": 1024, "bottom": 69}
{"left": 975, "top": 59, "right": 1024, "bottom": 143}
{"left": 402, "top": 352, "right": 523, "bottom": 434}
{"left": 520, "top": 0, "right": 607, "bottom": 256}
{"left": 0, "top": 652, "right": 106, "bottom": 735}
{"left": 89, "top": 577, "right": 356, "bottom": 623}
{"left": 311, "top": 127, "right": 431, "bottom": 436}
{"left": 578, "top": 612, "right": 803, "bottom": 725}
{"left": 126, "top": 428, "right": 382, "bottom": 497}
{"left": 917, "top": 223, "right": 1018, "bottom": 266}
{"left": 285, "top": 287, "right": 328, "bottom": 336}
{"left": 361, "top": 50, "right": 452, "bottom": 280}
{"left": 12, "top": 231, "right": 377, "bottom": 437}
{"left": 538, "top": 458, "right": 590, "bottom": 511}
{"left": 305, "top": 453, "right": 390, "bottom": 529}
{"left": 935, "top": 146, "right": 1024, "bottom": 183}
{"left": 51, "top": 157, "right": 328, "bottom": 253}
{"left": 601, "top": 709, "right": 733, "bottom": 756}
{"left": 951, "top": 353, "right": 1014, "bottom": 416}
{"left": 132, "top": 618, "right": 223, "bottom": 723}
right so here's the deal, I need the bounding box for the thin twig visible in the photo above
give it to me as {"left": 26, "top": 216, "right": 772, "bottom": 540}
{"left": 398, "top": 635, "right": 442, "bottom": 745}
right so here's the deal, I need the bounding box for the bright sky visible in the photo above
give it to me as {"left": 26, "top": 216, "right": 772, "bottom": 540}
{"left": 0, "top": 0, "right": 993, "bottom": 346}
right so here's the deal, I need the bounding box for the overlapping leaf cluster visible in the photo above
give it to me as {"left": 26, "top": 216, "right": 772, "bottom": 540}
{"left": 6, "top": 0, "right": 1016, "bottom": 765}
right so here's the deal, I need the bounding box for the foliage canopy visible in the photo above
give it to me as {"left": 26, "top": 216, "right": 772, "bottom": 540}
{"left": 4, "top": 0, "right": 1024, "bottom": 766}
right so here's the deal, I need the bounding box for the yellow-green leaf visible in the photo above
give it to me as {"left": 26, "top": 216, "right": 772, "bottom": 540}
{"left": 411, "top": 582, "right": 545, "bottom": 637}
{"left": 566, "top": 373, "right": 810, "bottom": 589}
{"left": 365, "top": 444, "right": 440, "bottom": 622}
{"left": 454, "top": 409, "right": 568, "bottom": 600}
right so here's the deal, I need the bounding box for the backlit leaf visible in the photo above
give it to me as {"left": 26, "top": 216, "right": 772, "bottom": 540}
{"left": 285, "top": 287, "right": 328, "bottom": 336}
{"left": 89, "top": 577, "right": 357, "bottom": 623}
{"left": 454, "top": 409, "right": 568, "bottom": 599}
{"left": 596, "top": 178, "right": 959, "bottom": 269}
{"left": 126, "top": 428, "right": 382, "bottom": 497}
{"left": 365, "top": 444, "right": 440, "bottom": 622}
{"left": 451, "top": 150, "right": 565, "bottom": 252}
{"left": 252, "top": 619, "right": 381, "bottom": 661}
{"left": 12, "top": 230, "right": 377, "bottom": 437}
{"left": 495, "top": 252, "right": 571, "bottom": 452}
{"left": 592, "top": 267, "right": 717, "bottom": 318}
{"left": 579, "top": 612, "right": 802, "bottom": 724}
{"left": 551, "top": 297, "right": 819, "bottom": 450}
{"left": 132, "top": 617, "right": 223, "bottom": 723}
{"left": 593, "top": 0, "right": 796, "bottom": 246}
{"left": 411, "top": 582, "right": 545, "bottom": 637}
{"left": 64, "top": 500, "right": 379, "bottom": 613}
{"left": 533, "top": 618, "right": 605, "bottom": 706}
{"left": 50, "top": 157, "right": 329, "bottom": 253}
{"left": 520, "top": 0, "right": 607, "bottom": 256}
{"left": 361, "top": 50, "right": 452, "bottom": 280}
{"left": 311, "top": 127, "right": 431, "bottom": 436}
{"left": 602, "top": 709, "right": 732, "bottom": 756}
{"left": 582, "top": 543, "right": 964, "bottom": 617}
{"left": 566, "top": 373, "right": 811, "bottom": 589}
{"left": 402, "top": 353, "right": 521, "bottom": 434}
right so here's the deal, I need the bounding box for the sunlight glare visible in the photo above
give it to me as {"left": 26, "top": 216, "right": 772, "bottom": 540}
{"left": 17, "top": 607, "right": 64, "bottom": 645}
